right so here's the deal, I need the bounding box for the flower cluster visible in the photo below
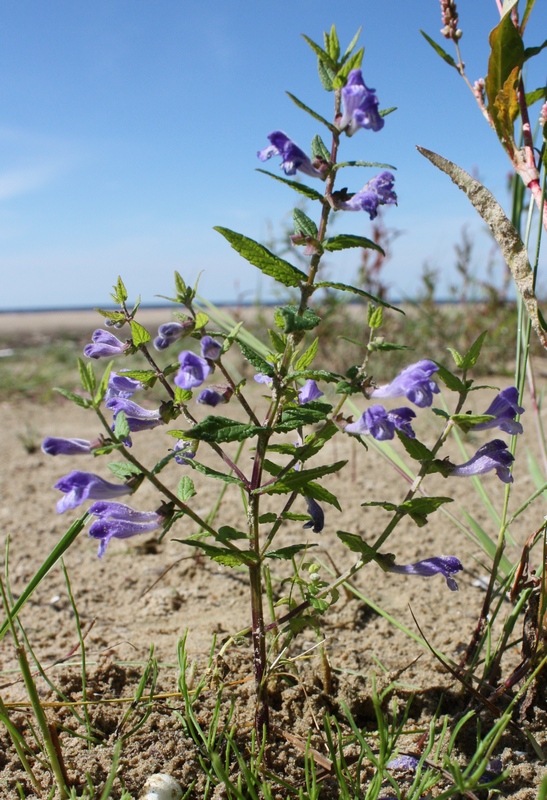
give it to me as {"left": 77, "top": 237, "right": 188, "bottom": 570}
{"left": 339, "top": 69, "right": 384, "bottom": 135}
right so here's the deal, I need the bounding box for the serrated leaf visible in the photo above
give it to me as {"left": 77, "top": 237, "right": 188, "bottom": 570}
{"left": 293, "top": 208, "right": 318, "bottom": 238}
{"left": 301, "top": 34, "right": 337, "bottom": 71}
{"left": 461, "top": 330, "right": 488, "bottom": 370}
{"left": 95, "top": 361, "right": 113, "bottom": 405}
{"left": 217, "top": 525, "right": 248, "bottom": 542}
{"left": 174, "top": 388, "right": 193, "bottom": 404}
{"left": 184, "top": 460, "right": 243, "bottom": 486}
{"left": 418, "top": 147, "right": 547, "bottom": 351}
{"left": 420, "top": 30, "right": 458, "bottom": 68}
{"left": 314, "top": 281, "right": 401, "bottom": 312}
{"left": 295, "top": 338, "right": 318, "bottom": 371}
{"left": 220, "top": 321, "right": 244, "bottom": 354}
{"left": 447, "top": 347, "right": 464, "bottom": 368}
{"left": 275, "top": 305, "right": 321, "bottom": 334}
{"left": 237, "top": 340, "right": 275, "bottom": 376}
{"left": 373, "top": 342, "right": 412, "bottom": 352}
{"left": 130, "top": 320, "right": 151, "bottom": 346}
{"left": 333, "top": 48, "right": 364, "bottom": 88}
{"left": 395, "top": 431, "right": 433, "bottom": 461}
{"left": 175, "top": 539, "right": 257, "bottom": 567}
{"left": 111, "top": 276, "right": 128, "bottom": 304}
{"left": 288, "top": 369, "right": 339, "bottom": 383}
{"left": 334, "top": 160, "right": 396, "bottom": 171}
{"left": 107, "top": 461, "right": 142, "bottom": 480}
{"left": 214, "top": 227, "right": 308, "bottom": 288}
{"left": 256, "top": 169, "right": 324, "bottom": 202}
{"left": 182, "top": 416, "right": 264, "bottom": 443}
{"left": 450, "top": 413, "right": 496, "bottom": 433}
{"left": 311, "top": 134, "right": 330, "bottom": 162}
{"left": 260, "top": 460, "right": 346, "bottom": 496}
{"left": 268, "top": 329, "right": 286, "bottom": 354}
{"left": 177, "top": 476, "right": 196, "bottom": 502}
{"left": 434, "top": 361, "right": 466, "bottom": 392}
{"left": 116, "top": 369, "right": 156, "bottom": 386}
{"left": 399, "top": 496, "right": 454, "bottom": 526}
{"left": 78, "top": 357, "right": 96, "bottom": 395}
{"left": 326, "top": 24, "right": 340, "bottom": 62}
{"left": 286, "top": 91, "right": 337, "bottom": 133}
{"left": 367, "top": 305, "right": 383, "bottom": 329}
{"left": 265, "top": 544, "right": 318, "bottom": 560}
{"left": 323, "top": 233, "right": 385, "bottom": 255}
{"left": 317, "top": 58, "right": 335, "bottom": 91}
{"left": 275, "top": 401, "right": 333, "bottom": 432}
{"left": 194, "top": 312, "right": 209, "bottom": 330}
{"left": 114, "top": 410, "right": 130, "bottom": 441}
{"left": 336, "top": 531, "right": 395, "bottom": 569}
{"left": 54, "top": 388, "right": 90, "bottom": 409}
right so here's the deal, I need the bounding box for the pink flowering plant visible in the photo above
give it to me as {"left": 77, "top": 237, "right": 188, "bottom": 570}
{"left": 35, "top": 13, "right": 544, "bottom": 762}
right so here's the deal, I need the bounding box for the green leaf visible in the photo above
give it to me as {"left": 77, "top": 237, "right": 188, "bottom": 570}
{"left": 268, "top": 329, "right": 286, "bottom": 354}
{"left": 461, "top": 330, "right": 488, "bottom": 370}
{"left": 336, "top": 531, "right": 395, "bottom": 568}
{"left": 113, "top": 411, "right": 130, "bottom": 441}
{"left": 293, "top": 208, "right": 318, "bottom": 238}
{"left": 434, "top": 361, "right": 466, "bottom": 392}
{"left": 93, "top": 308, "right": 126, "bottom": 324}
{"left": 447, "top": 347, "right": 464, "bottom": 368}
{"left": 317, "top": 59, "right": 335, "bottom": 91}
{"left": 395, "top": 431, "right": 433, "bottom": 462}
{"left": 301, "top": 34, "right": 337, "bottom": 71}
{"left": 265, "top": 544, "right": 318, "bottom": 560}
{"left": 288, "top": 369, "right": 339, "bottom": 383}
{"left": 485, "top": 13, "right": 524, "bottom": 140}
{"left": 217, "top": 526, "right": 248, "bottom": 542}
{"left": 54, "top": 388, "right": 90, "bottom": 408}
{"left": 304, "top": 482, "right": 341, "bottom": 511}
{"left": 323, "top": 233, "right": 385, "bottom": 255}
{"left": 275, "top": 401, "right": 333, "bottom": 432}
{"left": 275, "top": 305, "right": 321, "bottom": 334}
{"left": 311, "top": 134, "right": 330, "bottom": 162}
{"left": 420, "top": 30, "right": 458, "bottom": 68}
{"left": 367, "top": 305, "right": 383, "bottom": 329}
{"left": 111, "top": 276, "right": 128, "bottom": 304}
{"left": 184, "top": 460, "right": 243, "bottom": 486}
{"left": 194, "top": 312, "right": 209, "bottom": 330}
{"left": 177, "top": 476, "right": 196, "bottom": 502}
{"left": 237, "top": 340, "right": 275, "bottom": 376}
{"left": 521, "top": 0, "right": 536, "bottom": 33}
{"left": 333, "top": 48, "right": 364, "bottom": 88}
{"left": 341, "top": 27, "right": 362, "bottom": 62}
{"left": 524, "top": 37, "right": 547, "bottom": 61}
{"left": 362, "top": 497, "right": 453, "bottom": 527}
{"left": 334, "top": 160, "right": 396, "bottom": 171}
{"left": 326, "top": 24, "right": 340, "bottom": 62}
{"left": 372, "top": 342, "right": 412, "bottom": 352}
{"left": 450, "top": 413, "right": 495, "bottom": 433}
{"left": 182, "top": 416, "right": 264, "bottom": 444}
{"left": 130, "top": 320, "right": 151, "bottom": 346}
{"left": 214, "top": 227, "right": 308, "bottom": 288}
{"left": 314, "top": 281, "right": 402, "bottom": 312}
{"left": 256, "top": 168, "right": 324, "bottom": 202}
{"left": 286, "top": 91, "right": 337, "bottom": 133}
{"left": 175, "top": 540, "right": 257, "bottom": 567}
{"left": 174, "top": 387, "right": 193, "bottom": 404}
{"left": 77, "top": 358, "right": 96, "bottom": 395}
{"left": 525, "top": 87, "right": 547, "bottom": 105}
{"left": 107, "top": 461, "right": 142, "bottom": 480}
{"left": 259, "top": 513, "right": 277, "bottom": 524}
{"left": 294, "top": 338, "right": 318, "bottom": 371}
{"left": 95, "top": 361, "right": 113, "bottom": 405}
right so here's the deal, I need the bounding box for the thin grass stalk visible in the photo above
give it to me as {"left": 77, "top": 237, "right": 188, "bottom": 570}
{"left": 0, "top": 696, "right": 42, "bottom": 795}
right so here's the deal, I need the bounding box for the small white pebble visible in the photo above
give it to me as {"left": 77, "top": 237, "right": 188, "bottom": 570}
{"left": 141, "top": 773, "right": 183, "bottom": 800}
{"left": 472, "top": 576, "right": 489, "bottom": 591}
{"left": 50, "top": 595, "right": 61, "bottom": 604}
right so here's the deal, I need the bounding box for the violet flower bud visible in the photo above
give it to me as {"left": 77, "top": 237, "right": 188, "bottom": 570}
{"left": 106, "top": 372, "right": 144, "bottom": 400}
{"left": 257, "top": 131, "right": 322, "bottom": 179}
{"left": 303, "top": 496, "right": 324, "bottom": 533}
{"left": 153, "top": 336, "right": 170, "bottom": 350}
{"left": 105, "top": 397, "right": 163, "bottom": 432}
{"left": 197, "top": 388, "right": 226, "bottom": 407}
{"left": 42, "top": 437, "right": 94, "bottom": 456}
{"left": 372, "top": 360, "right": 440, "bottom": 408}
{"left": 387, "top": 756, "right": 419, "bottom": 772}
{"left": 335, "top": 171, "right": 397, "bottom": 219}
{"left": 173, "top": 439, "right": 197, "bottom": 464}
{"left": 298, "top": 380, "right": 324, "bottom": 405}
{"left": 345, "top": 405, "right": 416, "bottom": 440}
{"left": 339, "top": 69, "right": 384, "bottom": 135}
{"left": 389, "top": 555, "right": 463, "bottom": 591}
{"left": 449, "top": 439, "right": 515, "bottom": 484}
{"left": 88, "top": 500, "right": 163, "bottom": 558}
{"left": 54, "top": 471, "right": 132, "bottom": 514}
{"left": 473, "top": 387, "right": 524, "bottom": 435}
{"left": 200, "top": 335, "right": 222, "bottom": 361}
{"left": 84, "top": 330, "right": 127, "bottom": 359}
{"left": 254, "top": 373, "right": 273, "bottom": 386}
{"left": 175, "top": 351, "right": 211, "bottom": 390}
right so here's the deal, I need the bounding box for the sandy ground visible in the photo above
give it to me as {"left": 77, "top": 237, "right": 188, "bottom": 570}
{"left": 0, "top": 311, "right": 545, "bottom": 798}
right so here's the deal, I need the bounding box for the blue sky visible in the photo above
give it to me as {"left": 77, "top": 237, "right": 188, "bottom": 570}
{"left": 1, "top": 0, "right": 546, "bottom": 310}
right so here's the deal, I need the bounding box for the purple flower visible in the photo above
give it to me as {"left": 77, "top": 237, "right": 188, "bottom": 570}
{"left": 153, "top": 321, "right": 194, "bottom": 351}
{"left": 372, "top": 360, "right": 440, "bottom": 408}
{"left": 84, "top": 330, "right": 127, "bottom": 359}
{"left": 257, "top": 131, "right": 322, "bottom": 179}
{"left": 339, "top": 69, "right": 384, "bottom": 135}
{"left": 200, "top": 335, "right": 222, "bottom": 361}
{"left": 345, "top": 405, "right": 416, "bottom": 440}
{"left": 387, "top": 756, "right": 419, "bottom": 772}
{"left": 389, "top": 555, "right": 463, "bottom": 591}
{"left": 254, "top": 373, "right": 274, "bottom": 386}
{"left": 175, "top": 351, "right": 211, "bottom": 390}
{"left": 303, "top": 496, "right": 324, "bottom": 533}
{"left": 336, "top": 171, "right": 397, "bottom": 219}
{"left": 54, "top": 471, "right": 132, "bottom": 514}
{"left": 88, "top": 500, "right": 164, "bottom": 558}
{"left": 449, "top": 439, "right": 515, "bottom": 483}
{"left": 106, "top": 397, "right": 163, "bottom": 432}
{"left": 42, "top": 437, "right": 95, "bottom": 456}
{"left": 173, "top": 439, "right": 197, "bottom": 464}
{"left": 197, "top": 388, "right": 226, "bottom": 407}
{"left": 473, "top": 387, "right": 524, "bottom": 435}
{"left": 106, "top": 372, "right": 143, "bottom": 400}
{"left": 298, "top": 380, "right": 324, "bottom": 405}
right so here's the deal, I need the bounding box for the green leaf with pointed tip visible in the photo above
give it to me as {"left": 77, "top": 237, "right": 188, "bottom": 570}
{"left": 217, "top": 526, "right": 248, "bottom": 542}
{"left": 395, "top": 431, "right": 433, "bottom": 462}
{"left": 194, "top": 312, "right": 209, "bottom": 330}
{"left": 294, "top": 338, "right": 318, "bottom": 371}
{"left": 288, "top": 369, "right": 339, "bottom": 384}
{"left": 94, "top": 309, "right": 126, "bottom": 323}
{"left": 323, "top": 233, "right": 385, "bottom": 255}
{"left": 301, "top": 34, "right": 337, "bottom": 71}
{"left": 311, "top": 134, "right": 330, "bottom": 162}
{"left": 334, "top": 160, "right": 396, "bottom": 171}
{"left": 221, "top": 321, "right": 244, "bottom": 354}
{"left": 113, "top": 410, "right": 130, "bottom": 441}
{"left": 130, "top": 320, "right": 151, "bottom": 346}
{"left": 95, "top": 361, "right": 113, "bottom": 405}
{"left": 420, "top": 30, "right": 458, "bottom": 68}
{"left": 373, "top": 342, "right": 412, "bottom": 352}
{"left": 177, "top": 476, "right": 196, "bottom": 502}
{"left": 521, "top": 0, "right": 536, "bottom": 33}
{"left": 174, "top": 388, "right": 192, "bottom": 403}
{"left": 237, "top": 340, "right": 275, "bottom": 376}
{"left": 450, "top": 413, "right": 495, "bottom": 433}
{"left": 434, "top": 362, "right": 466, "bottom": 392}
{"left": 275, "top": 305, "right": 321, "bottom": 334}
{"left": 367, "top": 305, "right": 383, "bottom": 329}
{"left": 175, "top": 540, "right": 257, "bottom": 567}
{"left": 214, "top": 227, "right": 308, "bottom": 288}
{"left": 524, "top": 37, "right": 547, "bottom": 60}
{"left": 293, "top": 208, "right": 318, "bottom": 238}
{"left": 362, "top": 497, "right": 453, "bottom": 527}
{"left": 326, "top": 24, "right": 340, "bottom": 62}
{"left": 269, "top": 329, "right": 286, "bottom": 354}
{"left": 182, "top": 416, "right": 264, "bottom": 443}
{"left": 256, "top": 169, "right": 324, "bottom": 202}
{"left": 485, "top": 13, "right": 524, "bottom": 139}
{"left": 275, "top": 401, "right": 333, "bottom": 432}
{"left": 54, "top": 388, "right": 90, "bottom": 408}
{"left": 314, "top": 281, "right": 401, "bottom": 312}
{"left": 525, "top": 87, "right": 547, "bottom": 105}
{"left": 461, "top": 331, "right": 488, "bottom": 370}
{"left": 379, "top": 106, "right": 397, "bottom": 118}
{"left": 266, "top": 544, "right": 318, "bottom": 560}
{"left": 333, "top": 48, "right": 364, "bottom": 88}
{"left": 78, "top": 358, "right": 95, "bottom": 395}
{"left": 286, "top": 92, "right": 337, "bottom": 133}
{"left": 111, "top": 276, "right": 128, "bottom": 304}
{"left": 317, "top": 59, "right": 335, "bottom": 91}
{"left": 107, "top": 461, "right": 142, "bottom": 480}
{"left": 263, "top": 474, "right": 341, "bottom": 511}
{"left": 447, "top": 347, "right": 464, "bottom": 368}
{"left": 184, "top": 460, "right": 243, "bottom": 486}
{"left": 336, "top": 531, "right": 395, "bottom": 568}
{"left": 342, "top": 27, "right": 362, "bottom": 62}
{"left": 262, "top": 460, "right": 347, "bottom": 491}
